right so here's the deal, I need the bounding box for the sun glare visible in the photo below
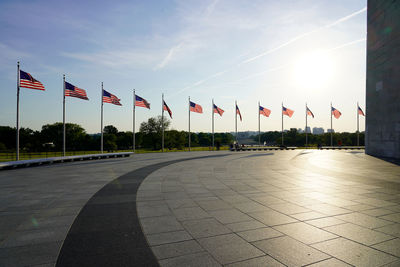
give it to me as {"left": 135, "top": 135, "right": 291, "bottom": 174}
{"left": 293, "top": 50, "right": 335, "bottom": 89}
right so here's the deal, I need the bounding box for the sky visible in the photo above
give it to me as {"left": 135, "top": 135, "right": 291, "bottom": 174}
{"left": 0, "top": 0, "right": 367, "bottom": 134}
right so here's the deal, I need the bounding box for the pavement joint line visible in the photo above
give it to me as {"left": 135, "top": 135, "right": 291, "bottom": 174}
{"left": 370, "top": 236, "right": 399, "bottom": 246}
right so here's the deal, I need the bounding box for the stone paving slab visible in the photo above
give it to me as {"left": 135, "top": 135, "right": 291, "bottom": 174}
{"left": 312, "top": 237, "right": 398, "bottom": 266}
{"left": 253, "top": 236, "right": 330, "bottom": 266}
{"left": 198, "top": 233, "right": 265, "bottom": 265}
{"left": 137, "top": 150, "right": 400, "bottom": 266}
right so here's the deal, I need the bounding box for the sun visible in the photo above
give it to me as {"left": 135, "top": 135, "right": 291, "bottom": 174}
{"left": 293, "top": 50, "right": 335, "bottom": 89}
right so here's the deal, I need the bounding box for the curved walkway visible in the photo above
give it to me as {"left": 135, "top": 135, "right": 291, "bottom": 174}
{"left": 1, "top": 150, "right": 400, "bottom": 266}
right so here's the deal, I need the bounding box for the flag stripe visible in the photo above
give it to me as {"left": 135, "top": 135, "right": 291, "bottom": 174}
{"left": 135, "top": 95, "right": 150, "bottom": 109}
{"left": 103, "top": 90, "right": 122, "bottom": 105}
{"left": 332, "top": 107, "right": 342, "bottom": 119}
{"left": 259, "top": 106, "right": 271, "bottom": 117}
{"left": 236, "top": 105, "right": 242, "bottom": 121}
{"left": 358, "top": 106, "right": 365, "bottom": 116}
{"left": 190, "top": 101, "right": 203, "bottom": 113}
{"left": 65, "top": 81, "right": 89, "bottom": 100}
{"left": 213, "top": 104, "right": 224, "bottom": 116}
{"left": 307, "top": 107, "right": 314, "bottom": 118}
{"left": 282, "top": 106, "right": 294, "bottom": 117}
{"left": 163, "top": 101, "right": 172, "bottom": 118}
{"left": 19, "top": 70, "right": 45, "bottom": 90}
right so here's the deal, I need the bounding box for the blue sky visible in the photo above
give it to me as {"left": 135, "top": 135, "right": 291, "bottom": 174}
{"left": 0, "top": 0, "right": 367, "bottom": 134}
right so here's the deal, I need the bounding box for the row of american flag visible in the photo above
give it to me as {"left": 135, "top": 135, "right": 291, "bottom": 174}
{"left": 20, "top": 69, "right": 163, "bottom": 112}
{"left": 17, "top": 66, "right": 367, "bottom": 158}
{"left": 21, "top": 68, "right": 365, "bottom": 120}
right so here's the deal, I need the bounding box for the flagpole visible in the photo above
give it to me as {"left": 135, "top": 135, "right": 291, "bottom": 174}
{"left": 258, "top": 101, "right": 260, "bottom": 146}
{"left": 162, "top": 93, "right": 164, "bottom": 152}
{"left": 330, "top": 102, "right": 333, "bottom": 146}
{"left": 235, "top": 100, "right": 237, "bottom": 143}
{"left": 63, "top": 74, "right": 66, "bottom": 157}
{"left": 305, "top": 102, "right": 308, "bottom": 147}
{"left": 282, "top": 102, "right": 284, "bottom": 146}
{"left": 188, "top": 96, "right": 191, "bottom": 151}
{"left": 212, "top": 99, "right": 214, "bottom": 150}
{"left": 133, "top": 89, "right": 136, "bottom": 153}
{"left": 100, "top": 82, "right": 104, "bottom": 153}
{"left": 357, "top": 102, "right": 359, "bottom": 146}
{"left": 16, "top": 62, "right": 20, "bottom": 161}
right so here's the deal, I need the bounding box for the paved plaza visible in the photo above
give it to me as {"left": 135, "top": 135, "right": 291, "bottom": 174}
{"left": 1, "top": 150, "right": 400, "bottom": 266}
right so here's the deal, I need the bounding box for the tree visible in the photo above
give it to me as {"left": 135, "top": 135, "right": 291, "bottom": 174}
{"left": 189, "top": 133, "right": 199, "bottom": 147}
{"left": 140, "top": 116, "right": 170, "bottom": 134}
{"left": 165, "top": 130, "right": 186, "bottom": 150}
{"left": 117, "top": 131, "right": 133, "bottom": 150}
{"left": 104, "top": 125, "right": 118, "bottom": 135}
{"left": 102, "top": 125, "right": 119, "bottom": 151}
{"left": 139, "top": 116, "right": 171, "bottom": 149}
{"left": 198, "top": 132, "right": 211, "bottom": 146}
{"left": 104, "top": 133, "right": 117, "bottom": 151}
{"left": 0, "top": 126, "right": 16, "bottom": 150}
{"left": 41, "top": 122, "right": 87, "bottom": 151}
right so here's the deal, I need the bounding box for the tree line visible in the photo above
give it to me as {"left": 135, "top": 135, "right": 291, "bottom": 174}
{"left": 0, "top": 117, "right": 364, "bottom": 152}
{"left": 254, "top": 128, "right": 365, "bottom": 146}
{"left": 0, "top": 116, "right": 234, "bottom": 152}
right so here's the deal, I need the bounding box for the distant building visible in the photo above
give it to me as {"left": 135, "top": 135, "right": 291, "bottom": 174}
{"left": 312, "top": 127, "right": 324, "bottom": 135}
{"left": 305, "top": 126, "right": 311, "bottom": 133}
{"left": 327, "top": 129, "right": 335, "bottom": 133}
{"left": 297, "top": 128, "right": 304, "bottom": 133}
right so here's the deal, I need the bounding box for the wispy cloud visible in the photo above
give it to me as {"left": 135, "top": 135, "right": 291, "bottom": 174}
{"left": 233, "top": 37, "right": 366, "bottom": 85}
{"left": 324, "top": 7, "right": 367, "bottom": 28}
{"left": 240, "top": 31, "right": 318, "bottom": 64}
{"left": 0, "top": 42, "right": 31, "bottom": 61}
{"left": 174, "top": 69, "right": 231, "bottom": 96}
{"left": 241, "top": 7, "right": 367, "bottom": 64}
{"left": 0, "top": 42, "right": 32, "bottom": 75}
{"left": 328, "top": 38, "right": 366, "bottom": 51}
{"left": 234, "top": 65, "right": 288, "bottom": 83}
{"left": 205, "top": 0, "right": 219, "bottom": 17}
{"left": 177, "top": 6, "right": 367, "bottom": 94}
{"left": 62, "top": 49, "right": 162, "bottom": 69}
{"left": 154, "top": 42, "right": 184, "bottom": 70}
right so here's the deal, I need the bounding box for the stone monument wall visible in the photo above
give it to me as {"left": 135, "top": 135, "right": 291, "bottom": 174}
{"left": 366, "top": 0, "right": 400, "bottom": 159}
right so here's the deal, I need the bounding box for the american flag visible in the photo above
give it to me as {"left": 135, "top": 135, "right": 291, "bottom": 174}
{"left": 332, "top": 106, "right": 342, "bottom": 119}
{"left": 19, "top": 70, "right": 45, "bottom": 91}
{"left": 213, "top": 104, "right": 224, "bottom": 116}
{"left": 190, "top": 101, "right": 203, "bottom": 113}
{"left": 64, "top": 81, "right": 88, "bottom": 100}
{"left": 307, "top": 106, "right": 314, "bottom": 118}
{"left": 135, "top": 95, "right": 150, "bottom": 109}
{"left": 103, "top": 90, "right": 122, "bottom": 106}
{"left": 236, "top": 105, "right": 242, "bottom": 121}
{"left": 282, "top": 106, "right": 294, "bottom": 117}
{"left": 163, "top": 100, "right": 172, "bottom": 118}
{"left": 358, "top": 106, "right": 365, "bottom": 116}
{"left": 259, "top": 106, "right": 271, "bottom": 117}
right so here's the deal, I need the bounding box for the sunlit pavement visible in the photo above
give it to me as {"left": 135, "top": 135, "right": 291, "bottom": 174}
{"left": 1, "top": 150, "right": 400, "bottom": 266}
